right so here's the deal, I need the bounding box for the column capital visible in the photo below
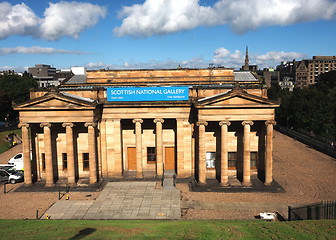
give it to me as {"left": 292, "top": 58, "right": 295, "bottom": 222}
{"left": 40, "top": 122, "right": 51, "bottom": 128}
{"left": 154, "top": 118, "right": 164, "bottom": 124}
{"left": 132, "top": 118, "right": 143, "bottom": 124}
{"left": 84, "top": 122, "right": 97, "bottom": 128}
{"left": 242, "top": 120, "right": 254, "bottom": 126}
{"left": 219, "top": 120, "right": 231, "bottom": 126}
{"left": 265, "top": 120, "right": 277, "bottom": 126}
{"left": 18, "top": 123, "right": 29, "bottom": 128}
{"left": 62, "top": 122, "right": 74, "bottom": 128}
{"left": 196, "top": 121, "right": 208, "bottom": 127}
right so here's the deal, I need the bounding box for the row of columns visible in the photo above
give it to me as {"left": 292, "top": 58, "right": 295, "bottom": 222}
{"left": 132, "top": 118, "right": 165, "bottom": 178}
{"left": 198, "top": 120, "right": 276, "bottom": 186}
{"left": 19, "top": 122, "right": 98, "bottom": 186}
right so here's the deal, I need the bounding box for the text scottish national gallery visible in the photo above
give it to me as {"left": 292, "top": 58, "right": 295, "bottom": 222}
{"left": 14, "top": 68, "right": 278, "bottom": 187}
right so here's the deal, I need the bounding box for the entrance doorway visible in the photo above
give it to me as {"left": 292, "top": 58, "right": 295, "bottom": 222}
{"left": 127, "top": 147, "right": 136, "bottom": 170}
{"left": 165, "top": 147, "right": 175, "bottom": 170}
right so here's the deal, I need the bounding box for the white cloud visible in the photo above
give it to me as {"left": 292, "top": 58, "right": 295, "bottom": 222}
{"left": 0, "top": 1, "right": 106, "bottom": 41}
{"left": 114, "top": 0, "right": 336, "bottom": 37}
{"left": 212, "top": 47, "right": 306, "bottom": 69}
{"left": 0, "top": 2, "right": 39, "bottom": 40}
{"left": 212, "top": 48, "right": 244, "bottom": 69}
{"left": 85, "top": 57, "right": 208, "bottom": 70}
{"left": 39, "top": 2, "right": 107, "bottom": 41}
{"left": 0, "top": 65, "right": 28, "bottom": 72}
{"left": 0, "top": 46, "right": 88, "bottom": 55}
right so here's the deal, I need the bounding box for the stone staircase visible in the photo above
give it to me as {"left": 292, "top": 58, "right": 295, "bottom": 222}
{"left": 162, "top": 170, "right": 176, "bottom": 189}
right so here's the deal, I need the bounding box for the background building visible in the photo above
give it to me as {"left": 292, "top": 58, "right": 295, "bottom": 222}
{"left": 276, "top": 56, "right": 336, "bottom": 88}
{"left": 28, "top": 64, "right": 73, "bottom": 88}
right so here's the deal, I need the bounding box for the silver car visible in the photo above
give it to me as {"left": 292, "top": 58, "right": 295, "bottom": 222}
{"left": 0, "top": 167, "right": 24, "bottom": 184}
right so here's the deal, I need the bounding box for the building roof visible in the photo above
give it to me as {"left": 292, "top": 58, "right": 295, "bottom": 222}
{"left": 65, "top": 74, "right": 87, "bottom": 84}
{"left": 234, "top": 71, "right": 259, "bottom": 82}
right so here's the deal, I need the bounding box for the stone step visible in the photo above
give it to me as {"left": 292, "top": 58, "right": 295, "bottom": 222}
{"left": 163, "top": 170, "right": 176, "bottom": 189}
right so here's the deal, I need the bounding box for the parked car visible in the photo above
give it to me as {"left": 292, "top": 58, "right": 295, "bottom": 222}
{"left": 0, "top": 167, "right": 24, "bottom": 184}
{"left": 8, "top": 153, "right": 26, "bottom": 172}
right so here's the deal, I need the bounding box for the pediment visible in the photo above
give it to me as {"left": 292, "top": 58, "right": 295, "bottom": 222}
{"left": 14, "top": 90, "right": 96, "bottom": 110}
{"left": 210, "top": 96, "right": 266, "bottom": 106}
{"left": 196, "top": 87, "right": 279, "bottom": 108}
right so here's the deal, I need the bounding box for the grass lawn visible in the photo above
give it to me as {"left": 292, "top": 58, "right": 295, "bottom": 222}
{"left": 0, "top": 128, "right": 21, "bottom": 154}
{"left": 0, "top": 219, "right": 335, "bottom": 239}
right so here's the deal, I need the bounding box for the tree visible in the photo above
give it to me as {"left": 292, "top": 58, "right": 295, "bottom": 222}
{"left": 0, "top": 73, "right": 38, "bottom": 122}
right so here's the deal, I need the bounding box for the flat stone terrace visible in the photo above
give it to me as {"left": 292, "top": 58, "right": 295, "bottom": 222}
{"left": 42, "top": 182, "right": 181, "bottom": 220}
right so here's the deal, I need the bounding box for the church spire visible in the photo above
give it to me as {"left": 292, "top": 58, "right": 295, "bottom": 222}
{"left": 243, "top": 46, "right": 249, "bottom": 70}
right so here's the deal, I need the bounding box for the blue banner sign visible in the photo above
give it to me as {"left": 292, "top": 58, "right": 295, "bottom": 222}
{"left": 107, "top": 87, "right": 189, "bottom": 102}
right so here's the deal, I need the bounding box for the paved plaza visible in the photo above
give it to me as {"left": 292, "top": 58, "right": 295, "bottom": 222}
{"left": 42, "top": 182, "right": 181, "bottom": 220}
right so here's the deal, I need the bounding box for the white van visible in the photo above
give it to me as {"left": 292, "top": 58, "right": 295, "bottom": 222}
{"left": 8, "top": 153, "right": 26, "bottom": 172}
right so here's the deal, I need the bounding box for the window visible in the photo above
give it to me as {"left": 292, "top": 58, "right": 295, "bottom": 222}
{"left": 62, "top": 153, "right": 67, "bottom": 170}
{"left": 42, "top": 153, "right": 45, "bottom": 171}
{"left": 83, "top": 153, "right": 89, "bottom": 171}
{"left": 250, "top": 152, "right": 258, "bottom": 169}
{"left": 228, "top": 152, "right": 237, "bottom": 169}
{"left": 147, "top": 147, "right": 156, "bottom": 164}
{"left": 206, "top": 152, "right": 216, "bottom": 169}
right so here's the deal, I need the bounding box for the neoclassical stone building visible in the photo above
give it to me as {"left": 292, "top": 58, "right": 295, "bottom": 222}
{"left": 15, "top": 68, "right": 278, "bottom": 187}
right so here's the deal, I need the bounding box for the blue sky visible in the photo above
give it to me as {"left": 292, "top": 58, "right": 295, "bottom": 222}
{"left": 0, "top": 0, "right": 335, "bottom": 72}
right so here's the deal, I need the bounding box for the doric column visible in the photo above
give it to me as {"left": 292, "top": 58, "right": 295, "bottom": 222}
{"left": 197, "top": 121, "right": 208, "bottom": 184}
{"left": 154, "top": 118, "right": 164, "bottom": 177}
{"left": 62, "top": 122, "right": 75, "bottom": 186}
{"left": 219, "top": 121, "right": 231, "bottom": 186}
{"left": 85, "top": 122, "right": 97, "bottom": 184}
{"left": 40, "top": 123, "right": 53, "bottom": 187}
{"left": 242, "top": 121, "right": 253, "bottom": 186}
{"left": 18, "top": 123, "right": 32, "bottom": 185}
{"left": 133, "top": 118, "right": 143, "bottom": 178}
{"left": 265, "top": 120, "right": 276, "bottom": 185}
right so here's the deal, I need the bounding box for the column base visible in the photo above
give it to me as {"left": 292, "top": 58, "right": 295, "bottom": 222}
{"left": 220, "top": 181, "right": 229, "bottom": 187}
{"left": 242, "top": 181, "right": 252, "bottom": 187}
{"left": 264, "top": 181, "right": 272, "bottom": 186}
{"left": 24, "top": 182, "right": 33, "bottom": 186}
{"left": 198, "top": 180, "right": 206, "bottom": 186}
{"left": 89, "top": 177, "right": 97, "bottom": 185}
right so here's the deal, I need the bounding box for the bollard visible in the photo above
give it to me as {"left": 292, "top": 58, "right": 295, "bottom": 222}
{"left": 36, "top": 210, "right": 38, "bottom": 220}
{"left": 66, "top": 194, "right": 69, "bottom": 200}
{"left": 3, "top": 183, "right": 6, "bottom": 194}
{"left": 59, "top": 190, "right": 61, "bottom": 200}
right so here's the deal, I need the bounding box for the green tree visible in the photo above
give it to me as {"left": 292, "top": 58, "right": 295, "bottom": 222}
{"left": 0, "top": 73, "right": 38, "bottom": 122}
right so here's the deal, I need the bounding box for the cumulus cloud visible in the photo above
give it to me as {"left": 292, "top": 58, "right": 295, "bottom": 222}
{"left": 0, "top": 2, "right": 39, "bottom": 40}
{"left": 0, "top": 46, "right": 88, "bottom": 55}
{"left": 39, "top": 1, "right": 107, "bottom": 40}
{"left": 114, "top": 0, "right": 336, "bottom": 37}
{"left": 212, "top": 47, "right": 306, "bottom": 69}
{"left": 0, "top": 1, "right": 106, "bottom": 40}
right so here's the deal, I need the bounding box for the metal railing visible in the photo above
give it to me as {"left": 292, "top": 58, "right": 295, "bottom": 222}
{"left": 288, "top": 201, "right": 336, "bottom": 221}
